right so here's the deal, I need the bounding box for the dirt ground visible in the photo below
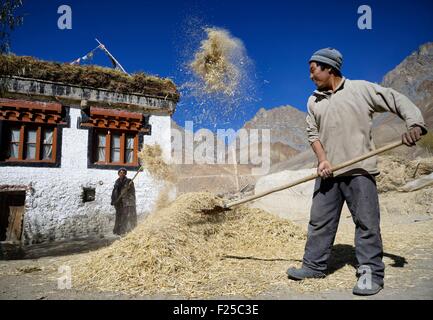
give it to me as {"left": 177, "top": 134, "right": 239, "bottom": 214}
{"left": 1, "top": 205, "right": 432, "bottom": 300}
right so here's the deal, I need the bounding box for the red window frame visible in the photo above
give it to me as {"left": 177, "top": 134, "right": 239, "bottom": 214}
{"left": 0, "top": 98, "right": 65, "bottom": 165}
{"left": 93, "top": 129, "right": 139, "bottom": 166}
{"left": 5, "top": 123, "right": 57, "bottom": 163}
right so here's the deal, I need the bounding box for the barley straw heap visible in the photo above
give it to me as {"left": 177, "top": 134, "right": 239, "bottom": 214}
{"left": 71, "top": 192, "right": 306, "bottom": 298}
{"left": 138, "top": 144, "right": 177, "bottom": 210}
{"left": 190, "top": 28, "right": 244, "bottom": 97}
{"left": 138, "top": 144, "right": 177, "bottom": 183}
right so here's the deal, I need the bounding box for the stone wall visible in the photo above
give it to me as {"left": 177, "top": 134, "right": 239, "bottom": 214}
{"left": 142, "top": 114, "right": 172, "bottom": 162}
{"left": 0, "top": 107, "right": 173, "bottom": 244}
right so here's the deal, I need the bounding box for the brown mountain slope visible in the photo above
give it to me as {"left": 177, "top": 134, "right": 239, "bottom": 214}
{"left": 373, "top": 42, "right": 433, "bottom": 145}
{"left": 242, "top": 105, "right": 309, "bottom": 151}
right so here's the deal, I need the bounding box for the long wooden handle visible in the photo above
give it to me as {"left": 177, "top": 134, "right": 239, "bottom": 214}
{"left": 129, "top": 166, "right": 144, "bottom": 182}
{"left": 224, "top": 140, "right": 403, "bottom": 208}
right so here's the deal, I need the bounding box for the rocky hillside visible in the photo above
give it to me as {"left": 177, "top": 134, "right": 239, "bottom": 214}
{"left": 171, "top": 119, "right": 225, "bottom": 164}
{"left": 172, "top": 105, "right": 309, "bottom": 167}
{"left": 373, "top": 42, "right": 433, "bottom": 145}
{"left": 242, "top": 105, "right": 309, "bottom": 151}
{"left": 227, "top": 105, "right": 308, "bottom": 167}
{"left": 382, "top": 42, "right": 433, "bottom": 121}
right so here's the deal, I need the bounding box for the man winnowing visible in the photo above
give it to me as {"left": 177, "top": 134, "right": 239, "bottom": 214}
{"left": 286, "top": 48, "right": 428, "bottom": 296}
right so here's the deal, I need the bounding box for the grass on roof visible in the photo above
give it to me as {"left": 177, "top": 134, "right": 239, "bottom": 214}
{"left": 0, "top": 54, "right": 179, "bottom": 102}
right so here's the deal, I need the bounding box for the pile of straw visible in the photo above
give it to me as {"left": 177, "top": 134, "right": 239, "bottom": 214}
{"left": 138, "top": 144, "right": 176, "bottom": 183}
{"left": 190, "top": 28, "right": 243, "bottom": 96}
{"left": 377, "top": 155, "right": 433, "bottom": 192}
{"left": 71, "top": 192, "right": 306, "bottom": 297}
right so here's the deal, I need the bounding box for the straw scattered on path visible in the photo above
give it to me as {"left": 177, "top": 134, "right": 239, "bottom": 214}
{"left": 71, "top": 192, "right": 306, "bottom": 298}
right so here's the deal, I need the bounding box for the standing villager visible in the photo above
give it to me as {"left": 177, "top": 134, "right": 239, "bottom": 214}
{"left": 286, "top": 48, "right": 428, "bottom": 296}
{"left": 111, "top": 168, "right": 137, "bottom": 235}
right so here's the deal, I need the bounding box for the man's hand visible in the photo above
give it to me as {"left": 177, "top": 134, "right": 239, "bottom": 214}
{"left": 402, "top": 126, "right": 422, "bottom": 146}
{"left": 318, "top": 160, "right": 333, "bottom": 179}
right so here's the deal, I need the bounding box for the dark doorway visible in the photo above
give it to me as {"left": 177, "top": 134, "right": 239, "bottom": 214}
{"left": 0, "top": 191, "right": 26, "bottom": 242}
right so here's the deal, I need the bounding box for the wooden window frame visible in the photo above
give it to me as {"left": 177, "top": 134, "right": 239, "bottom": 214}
{"left": 79, "top": 106, "right": 150, "bottom": 169}
{"left": 4, "top": 123, "right": 57, "bottom": 164}
{"left": 0, "top": 98, "right": 66, "bottom": 167}
{"left": 93, "top": 129, "right": 139, "bottom": 167}
{"left": 125, "top": 133, "right": 136, "bottom": 165}
{"left": 41, "top": 127, "right": 55, "bottom": 160}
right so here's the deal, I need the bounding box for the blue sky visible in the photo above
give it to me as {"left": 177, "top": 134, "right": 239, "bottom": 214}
{"left": 8, "top": 0, "right": 433, "bottom": 131}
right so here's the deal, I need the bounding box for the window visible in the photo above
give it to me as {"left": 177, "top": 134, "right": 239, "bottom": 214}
{"left": 125, "top": 134, "right": 134, "bottom": 164}
{"left": 93, "top": 130, "right": 139, "bottom": 166}
{"left": 9, "top": 127, "right": 20, "bottom": 159}
{"left": 25, "top": 128, "right": 37, "bottom": 159}
{"left": 96, "top": 132, "right": 106, "bottom": 162}
{"left": 4, "top": 124, "right": 57, "bottom": 162}
{"left": 42, "top": 128, "right": 54, "bottom": 160}
{"left": 111, "top": 133, "right": 121, "bottom": 162}
{"left": 79, "top": 106, "right": 149, "bottom": 168}
{"left": 0, "top": 98, "right": 66, "bottom": 166}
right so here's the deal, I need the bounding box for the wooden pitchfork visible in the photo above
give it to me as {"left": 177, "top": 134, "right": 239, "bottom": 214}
{"left": 203, "top": 140, "right": 404, "bottom": 214}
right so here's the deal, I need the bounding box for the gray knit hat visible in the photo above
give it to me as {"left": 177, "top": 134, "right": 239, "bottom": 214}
{"left": 309, "top": 47, "right": 343, "bottom": 72}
